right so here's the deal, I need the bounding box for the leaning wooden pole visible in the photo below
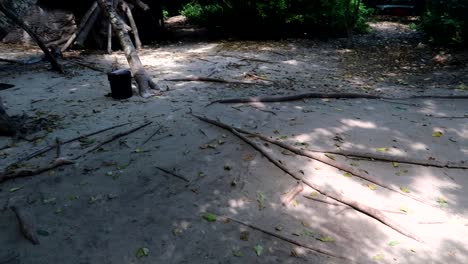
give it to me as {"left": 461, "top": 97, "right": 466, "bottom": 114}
{"left": 121, "top": 1, "right": 142, "bottom": 49}
{"left": 61, "top": 1, "right": 99, "bottom": 52}
{"left": 97, "top": 0, "right": 158, "bottom": 97}
{"left": 74, "top": 5, "right": 101, "bottom": 48}
{"left": 0, "top": 2, "right": 64, "bottom": 73}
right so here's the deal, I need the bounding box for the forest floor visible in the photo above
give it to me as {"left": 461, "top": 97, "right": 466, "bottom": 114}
{"left": 1, "top": 18, "right": 468, "bottom": 264}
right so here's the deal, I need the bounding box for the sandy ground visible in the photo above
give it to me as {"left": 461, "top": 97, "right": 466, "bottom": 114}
{"left": 1, "top": 21, "right": 468, "bottom": 263}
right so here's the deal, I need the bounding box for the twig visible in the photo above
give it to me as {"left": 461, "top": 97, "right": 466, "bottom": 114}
{"left": 55, "top": 138, "right": 62, "bottom": 159}
{"left": 0, "top": 158, "right": 74, "bottom": 183}
{"left": 193, "top": 114, "right": 424, "bottom": 243}
{"left": 225, "top": 216, "right": 350, "bottom": 260}
{"left": 142, "top": 125, "right": 163, "bottom": 144}
{"left": 10, "top": 206, "right": 39, "bottom": 245}
{"left": 164, "top": 77, "right": 266, "bottom": 86}
{"left": 208, "top": 92, "right": 468, "bottom": 105}
{"left": 155, "top": 167, "right": 190, "bottom": 182}
{"left": 75, "top": 122, "right": 152, "bottom": 159}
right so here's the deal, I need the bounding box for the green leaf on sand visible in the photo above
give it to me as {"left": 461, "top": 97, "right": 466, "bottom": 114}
{"left": 372, "top": 254, "right": 384, "bottom": 261}
{"left": 317, "top": 235, "right": 335, "bottom": 242}
{"left": 376, "top": 147, "right": 389, "bottom": 152}
{"left": 400, "top": 186, "right": 410, "bottom": 193}
{"left": 136, "top": 247, "right": 149, "bottom": 258}
{"left": 202, "top": 213, "right": 217, "bottom": 222}
{"left": 254, "top": 245, "right": 263, "bottom": 256}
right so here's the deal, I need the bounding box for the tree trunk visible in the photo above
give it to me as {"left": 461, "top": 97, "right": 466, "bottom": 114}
{"left": 97, "top": 0, "right": 158, "bottom": 98}
{"left": 0, "top": 98, "right": 16, "bottom": 136}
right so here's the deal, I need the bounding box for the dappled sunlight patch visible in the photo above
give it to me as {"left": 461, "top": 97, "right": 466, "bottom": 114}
{"left": 228, "top": 198, "right": 249, "bottom": 210}
{"left": 186, "top": 44, "right": 219, "bottom": 54}
{"left": 339, "top": 119, "right": 377, "bottom": 129}
{"left": 409, "top": 142, "right": 428, "bottom": 151}
{"left": 281, "top": 59, "right": 299, "bottom": 66}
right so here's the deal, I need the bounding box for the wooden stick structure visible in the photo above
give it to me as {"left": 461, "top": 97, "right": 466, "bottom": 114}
{"left": 0, "top": 2, "right": 64, "bottom": 73}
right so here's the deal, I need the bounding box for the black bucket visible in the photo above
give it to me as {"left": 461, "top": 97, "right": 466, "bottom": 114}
{"left": 107, "top": 69, "right": 133, "bottom": 99}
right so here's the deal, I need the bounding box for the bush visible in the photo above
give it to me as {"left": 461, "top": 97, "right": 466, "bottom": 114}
{"left": 180, "top": 0, "right": 373, "bottom": 37}
{"left": 421, "top": 0, "right": 468, "bottom": 45}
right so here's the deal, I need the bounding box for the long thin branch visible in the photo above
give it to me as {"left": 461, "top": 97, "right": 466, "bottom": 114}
{"left": 311, "top": 149, "right": 468, "bottom": 169}
{"left": 165, "top": 77, "right": 265, "bottom": 86}
{"left": 74, "top": 121, "right": 152, "bottom": 159}
{"left": 193, "top": 114, "right": 424, "bottom": 243}
{"left": 191, "top": 115, "right": 432, "bottom": 206}
{"left": 155, "top": 167, "right": 190, "bottom": 182}
{"left": 224, "top": 216, "right": 350, "bottom": 260}
{"left": 209, "top": 93, "right": 468, "bottom": 105}
{"left": 303, "top": 195, "right": 406, "bottom": 215}
{"left": 0, "top": 158, "right": 74, "bottom": 184}
{"left": 121, "top": 1, "right": 142, "bottom": 50}
{"left": 6, "top": 122, "right": 130, "bottom": 169}
{"left": 0, "top": 2, "right": 64, "bottom": 73}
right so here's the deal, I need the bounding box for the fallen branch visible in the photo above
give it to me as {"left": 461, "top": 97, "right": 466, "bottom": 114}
{"left": 155, "top": 167, "right": 190, "bottom": 182}
{"left": 164, "top": 77, "right": 266, "bottom": 86}
{"left": 142, "top": 125, "right": 163, "bottom": 144}
{"left": 0, "top": 158, "right": 74, "bottom": 184}
{"left": 225, "top": 216, "right": 350, "bottom": 260}
{"left": 75, "top": 121, "right": 152, "bottom": 159}
{"left": 191, "top": 115, "right": 432, "bottom": 206}
{"left": 193, "top": 114, "right": 424, "bottom": 242}
{"left": 209, "top": 92, "right": 468, "bottom": 105}
{"left": 10, "top": 206, "right": 39, "bottom": 245}
{"left": 8, "top": 122, "right": 130, "bottom": 168}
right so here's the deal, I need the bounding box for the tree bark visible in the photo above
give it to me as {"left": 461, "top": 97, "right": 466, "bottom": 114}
{"left": 0, "top": 98, "right": 16, "bottom": 136}
{"left": 0, "top": 1, "right": 64, "bottom": 73}
{"left": 97, "top": 0, "right": 158, "bottom": 97}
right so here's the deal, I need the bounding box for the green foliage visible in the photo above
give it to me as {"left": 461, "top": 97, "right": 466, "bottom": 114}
{"left": 180, "top": 0, "right": 373, "bottom": 37}
{"left": 421, "top": 0, "right": 468, "bottom": 45}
